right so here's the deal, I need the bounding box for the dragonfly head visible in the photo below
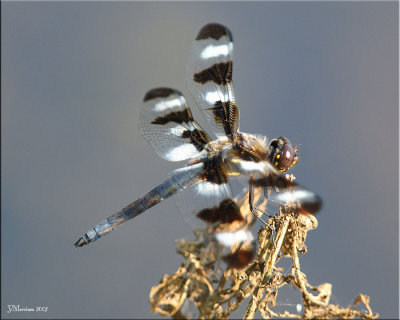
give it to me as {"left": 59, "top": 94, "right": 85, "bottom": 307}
{"left": 268, "top": 137, "right": 299, "bottom": 172}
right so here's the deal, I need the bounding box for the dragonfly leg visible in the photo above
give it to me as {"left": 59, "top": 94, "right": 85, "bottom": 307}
{"left": 248, "top": 184, "right": 268, "bottom": 226}
{"left": 249, "top": 184, "right": 273, "bottom": 218}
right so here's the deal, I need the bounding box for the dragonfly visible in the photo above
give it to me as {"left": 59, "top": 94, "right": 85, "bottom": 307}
{"left": 74, "top": 23, "right": 322, "bottom": 269}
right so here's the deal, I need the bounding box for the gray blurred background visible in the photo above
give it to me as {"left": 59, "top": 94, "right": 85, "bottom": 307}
{"left": 2, "top": 2, "right": 398, "bottom": 319}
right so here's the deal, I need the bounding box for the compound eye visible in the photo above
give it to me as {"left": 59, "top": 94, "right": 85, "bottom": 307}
{"left": 269, "top": 137, "right": 298, "bottom": 172}
{"left": 276, "top": 144, "right": 295, "bottom": 171}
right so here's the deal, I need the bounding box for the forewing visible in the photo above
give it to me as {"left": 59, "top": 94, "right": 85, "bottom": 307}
{"left": 229, "top": 158, "right": 322, "bottom": 215}
{"left": 187, "top": 23, "right": 239, "bottom": 138}
{"left": 251, "top": 171, "right": 323, "bottom": 215}
{"left": 140, "top": 88, "right": 211, "bottom": 161}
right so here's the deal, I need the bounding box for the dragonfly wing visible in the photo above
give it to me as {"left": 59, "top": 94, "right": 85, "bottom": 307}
{"left": 175, "top": 157, "right": 257, "bottom": 269}
{"left": 140, "top": 88, "right": 211, "bottom": 161}
{"left": 187, "top": 23, "right": 239, "bottom": 139}
{"left": 251, "top": 171, "right": 323, "bottom": 215}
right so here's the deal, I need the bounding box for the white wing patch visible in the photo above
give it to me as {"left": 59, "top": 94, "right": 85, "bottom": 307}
{"left": 215, "top": 230, "right": 253, "bottom": 247}
{"left": 273, "top": 189, "right": 313, "bottom": 204}
{"left": 205, "top": 91, "right": 229, "bottom": 104}
{"left": 153, "top": 97, "right": 184, "bottom": 112}
{"left": 200, "top": 43, "right": 232, "bottom": 60}
{"left": 195, "top": 181, "right": 230, "bottom": 197}
{"left": 164, "top": 144, "right": 199, "bottom": 161}
{"left": 232, "top": 159, "right": 268, "bottom": 174}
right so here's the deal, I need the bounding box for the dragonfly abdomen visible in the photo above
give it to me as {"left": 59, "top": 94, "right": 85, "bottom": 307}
{"left": 74, "top": 165, "right": 202, "bottom": 247}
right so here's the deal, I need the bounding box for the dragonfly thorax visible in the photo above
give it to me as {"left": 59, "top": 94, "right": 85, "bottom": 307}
{"left": 232, "top": 132, "right": 270, "bottom": 163}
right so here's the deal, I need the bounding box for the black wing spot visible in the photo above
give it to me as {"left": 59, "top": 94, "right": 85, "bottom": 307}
{"left": 151, "top": 109, "right": 193, "bottom": 125}
{"left": 208, "top": 100, "right": 238, "bottom": 136}
{"left": 197, "top": 199, "right": 243, "bottom": 224}
{"left": 201, "top": 156, "right": 228, "bottom": 185}
{"left": 250, "top": 174, "right": 296, "bottom": 189}
{"left": 196, "top": 23, "right": 232, "bottom": 41}
{"left": 181, "top": 129, "right": 211, "bottom": 152}
{"left": 193, "top": 62, "right": 233, "bottom": 85}
{"left": 143, "top": 88, "right": 177, "bottom": 102}
{"left": 222, "top": 247, "right": 256, "bottom": 269}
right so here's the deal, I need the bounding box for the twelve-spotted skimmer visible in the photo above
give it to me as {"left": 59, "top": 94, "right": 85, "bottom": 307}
{"left": 75, "top": 23, "right": 322, "bottom": 269}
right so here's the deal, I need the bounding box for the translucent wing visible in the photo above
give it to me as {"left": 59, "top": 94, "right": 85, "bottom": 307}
{"left": 187, "top": 23, "right": 239, "bottom": 139}
{"left": 174, "top": 154, "right": 232, "bottom": 226}
{"left": 207, "top": 188, "right": 259, "bottom": 270}
{"left": 140, "top": 88, "right": 211, "bottom": 162}
{"left": 250, "top": 171, "right": 323, "bottom": 216}
{"left": 175, "top": 156, "right": 257, "bottom": 269}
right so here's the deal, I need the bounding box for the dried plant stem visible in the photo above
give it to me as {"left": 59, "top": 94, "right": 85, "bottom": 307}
{"left": 149, "top": 192, "right": 378, "bottom": 319}
{"left": 244, "top": 215, "right": 290, "bottom": 319}
{"left": 290, "top": 222, "right": 330, "bottom": 308}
